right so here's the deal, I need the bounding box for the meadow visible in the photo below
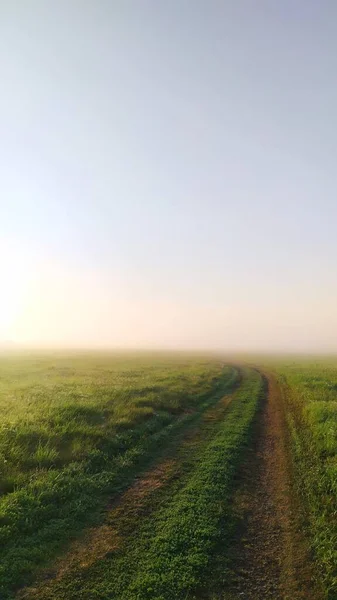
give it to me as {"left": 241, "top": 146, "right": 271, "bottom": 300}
{"left": 0, "top": 352, "right": 336, "bottom": 599}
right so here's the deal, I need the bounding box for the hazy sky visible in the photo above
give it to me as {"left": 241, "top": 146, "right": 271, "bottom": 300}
{"left": 1, "top": 1, "right": 337, "bottom": 351}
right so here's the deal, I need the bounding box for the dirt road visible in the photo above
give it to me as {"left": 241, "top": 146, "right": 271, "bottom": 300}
{"left": 223, "top": 370, "right": 321, "bottom": 600}
{"left": 18, "top": 368, "right": 321, "bottom": 600}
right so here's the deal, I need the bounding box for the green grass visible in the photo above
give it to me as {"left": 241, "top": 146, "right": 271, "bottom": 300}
{"left": 0, "top": 352, "right": 238, "bottom": 599}
{"left": 268, "top": 358, "right": 337, "bottom": 598}
{"left": 7, "top": 351, "right": 334, "bottom": 599}
{"left": 33, "top": 367, "right": 263, "bottom": 600}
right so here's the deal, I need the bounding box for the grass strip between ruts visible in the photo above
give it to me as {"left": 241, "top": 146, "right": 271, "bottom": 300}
{"left": 125, "top": 369, "right": 263, "bottom": 600}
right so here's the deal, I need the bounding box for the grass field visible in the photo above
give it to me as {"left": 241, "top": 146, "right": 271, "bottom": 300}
{"left": 270, "top": 358, "right": 337, "bottom": 598}
{"left": 0, "top": 352, "right": 336, "bottom": 599}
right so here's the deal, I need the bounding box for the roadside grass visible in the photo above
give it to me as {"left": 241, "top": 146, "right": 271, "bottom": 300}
{"left": 272, "top": 359, "right": 337, "bottom": 598}
{"left": 33, "top": 367, "right": 263, "bottom": 600}
{"left": 0, "top": 352, "right": 237, "bottom": 599}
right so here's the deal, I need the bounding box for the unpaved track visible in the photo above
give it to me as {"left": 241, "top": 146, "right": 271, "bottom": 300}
{"left": 18, "top": 368, "right": 321, "bottom": 600}
{"left": 223, "top": 370, "right": 321, "bottom": 600}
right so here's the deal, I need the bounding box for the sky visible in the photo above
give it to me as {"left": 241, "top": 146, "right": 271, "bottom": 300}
{"left": 1, "top": 1, "right": 337, "bottom": 352}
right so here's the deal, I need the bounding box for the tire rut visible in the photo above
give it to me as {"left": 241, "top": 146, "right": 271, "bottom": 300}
{"left": 223, "top": 370, "right": 321, "bottom": 600}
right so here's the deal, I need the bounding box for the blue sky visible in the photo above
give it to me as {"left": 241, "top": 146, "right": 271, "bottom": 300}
{"left": 1, "top": 1, "right": 337, "bottom": 350}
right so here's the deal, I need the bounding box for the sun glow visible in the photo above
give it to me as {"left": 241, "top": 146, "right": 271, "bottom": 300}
{"left": 0, "top": 240, "right": 33, "bottom": 341}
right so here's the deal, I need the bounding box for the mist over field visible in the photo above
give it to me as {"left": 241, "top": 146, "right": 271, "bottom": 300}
{"left": 2, "top": 250, "right": 337, "bottom": 353}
